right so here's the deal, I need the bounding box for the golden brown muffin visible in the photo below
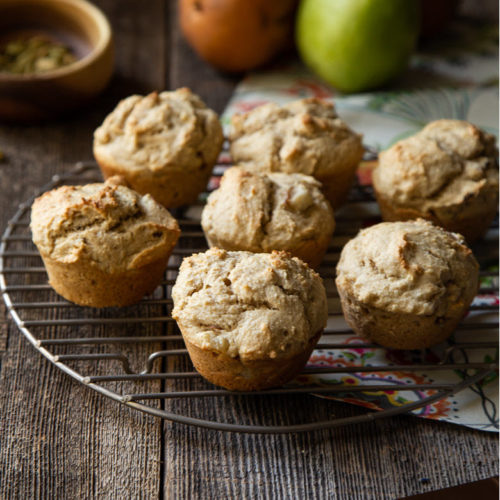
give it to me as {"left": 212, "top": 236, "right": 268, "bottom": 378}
{"left": 229, "top": 98, "right": 364, "bottom": 209}
{"left": 31, "top": 178, "right": 180, "bottom": 307}
{"left": 201, "top": 166, "right": 335, "bottom": 268}
{"left": 93, "top": 88, "right": 224, "bottom": 208}
{"left": 335, "top": 220, "right": 479, "bottom": 349}
{"left": 171, "top": 248, "right": 328, "bottom": 390}
{"left": 373, "top": 120, "right": 499, "bottom": 242}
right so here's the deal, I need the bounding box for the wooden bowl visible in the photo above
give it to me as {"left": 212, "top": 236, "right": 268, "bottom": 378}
{"left": 0, "top": 0, "right": 114, "bottom": 122}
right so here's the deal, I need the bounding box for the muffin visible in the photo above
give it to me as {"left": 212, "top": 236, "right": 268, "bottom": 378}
{"left": 93, "top": 88, "right": 224, "bottom": 208}
{"left": 31, "top": 177, "right": 180, "bottom": 307}
{"left": 229, "top": 98, "right": 364, "bottom": 209}
{"left": 335, "top": 220, "right": 479, "bottom": 350}
{"left": 172, "top": 248, "right": 328, "bottom": 391}
{"left": 201, "top": 166, "right": 335, "bottom": 268}
{"left": 373, "top": 119, "right": 499, "bottom": 242}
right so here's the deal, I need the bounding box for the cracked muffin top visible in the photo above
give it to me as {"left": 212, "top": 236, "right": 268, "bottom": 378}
{"left": 373, "top": 120, "right": 498, "bottom": 210}
{"left": 201, "top": 166, "right": 335, "bottom": 256}
{"left": 229, "top": 98, "right": 364, "bottom": 178}
{"left": 31, "top": 177, "right": 180, "bottom": 272}
{"left": 93, "top": 88, "right": 223, "bottom": 174}
{"left": 171, "top": 248, "right": 328, "bottom": 360}
{"left": 335, "top": 219, "right": 479, "bottom": 316}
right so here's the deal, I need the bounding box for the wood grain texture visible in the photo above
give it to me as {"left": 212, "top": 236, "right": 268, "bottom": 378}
{"left": 0, "top": 1, "right": 498, "bottom": 499}
{"left": 164, "top": 413, "right": 498, "bottom": 500}
{"left": 0, "top": 1, "right": 166, "bottom": 498}
{"left": 0, "top": 329, "right": 163, "bottom": 499}
{"left": 162, "top": 3, "right": 499, "bottom": 500}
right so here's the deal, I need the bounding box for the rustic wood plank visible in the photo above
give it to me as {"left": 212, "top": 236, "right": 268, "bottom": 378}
{"left": 163, "top": 3, "right": 499, "bottom": 500}
{"left": 0, "top": 304, "right": 7, "bottom": 360}
{"left": 0, "top": 327, "right": 163, "bottom": 499}
{"left": 163, "top": 399, "right": 498, "bottom": 500}
{"left": 0, "top": 1, "right": 166, "bottom": 498}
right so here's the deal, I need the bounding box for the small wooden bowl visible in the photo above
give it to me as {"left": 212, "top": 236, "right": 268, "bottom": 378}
{"left": 0, "top": 0, "right": 114, "bottom": 123}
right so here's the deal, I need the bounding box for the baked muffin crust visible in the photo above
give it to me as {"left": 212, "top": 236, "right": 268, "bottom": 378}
{"left": 373, "top": 119, "right": 499, "bottom": 241}
{"left": 336, "top": 220, "right": 479, "bottom": 349}
{"left": 201, "top": 166, "right": 335, "bottom": 268}
{"left": 93, "top": 88, "right": 223, "bottom": 207}
{"left": 31, "top": 177, "right": 180, "bottom": 306}
{"left": 229, "top": 98, "right": 364, "bottom": 208}
{"left": 172, "top": 248, "right": 327, "bottom": 389}
{"left": 173, "top": 248, "right": 327, "bottom": 359}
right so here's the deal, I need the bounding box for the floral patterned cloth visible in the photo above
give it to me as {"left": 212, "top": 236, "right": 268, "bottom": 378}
{"left": 218, "top": 19, "right": 499, "bottom": 431}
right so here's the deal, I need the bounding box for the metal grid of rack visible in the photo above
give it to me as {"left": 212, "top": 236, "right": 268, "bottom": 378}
{"left": 0, "top": 161, "right": 498, "bottom": 433}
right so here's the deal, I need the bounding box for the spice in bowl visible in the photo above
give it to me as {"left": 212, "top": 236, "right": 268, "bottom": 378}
{"left": 0, "top": 36, "right": 77, "bottom": 75}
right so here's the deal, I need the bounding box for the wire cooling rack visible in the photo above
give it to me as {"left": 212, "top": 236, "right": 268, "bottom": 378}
{"left": 0, "top": 161, "right": 498, "bottom": 433}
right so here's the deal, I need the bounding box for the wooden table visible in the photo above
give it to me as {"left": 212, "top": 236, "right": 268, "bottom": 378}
{"left": 0, "top": 2, "right": 498, "bottom": 498}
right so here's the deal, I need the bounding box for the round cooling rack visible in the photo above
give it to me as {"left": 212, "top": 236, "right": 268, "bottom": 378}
{"left": 1, "top": 161, "right": 498, "bottom": 434}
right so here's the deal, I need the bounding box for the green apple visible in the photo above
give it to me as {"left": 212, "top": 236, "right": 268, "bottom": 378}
{"left": 296, "top": 0, "right": 420, "bottom": 93}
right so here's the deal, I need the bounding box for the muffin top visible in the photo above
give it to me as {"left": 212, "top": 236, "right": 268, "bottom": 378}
{"left": 336, "top": 220, "right": 479, "bottom": 316}
{"left": 31, "top": 177, "right": 180, "bottom": 272}
{"left": 172, "top": 248, "right": 328, "bottom": 360}
{"left": 93, "top": 88, "right": 223, "bottom": 174}
{"left": 373, "top": 120, "right": 499, "bottom": 210}
{"left": 201, "top": 166, "right": 335, "bottom": 254}
{"left": 229, "top": 98, "right": 364, "bottom": 178}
